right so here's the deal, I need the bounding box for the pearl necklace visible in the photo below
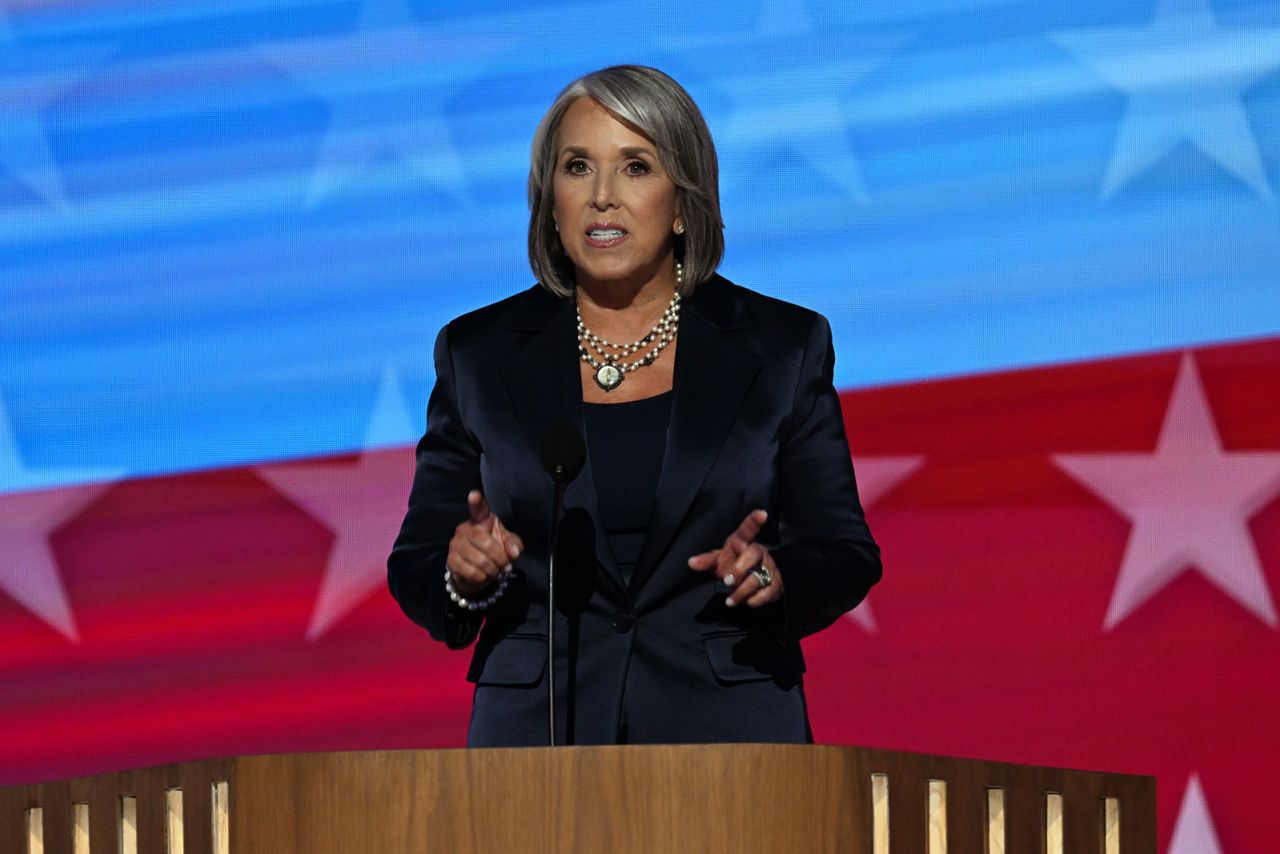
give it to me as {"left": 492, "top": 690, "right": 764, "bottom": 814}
{"left": 576, "top": 263, "right": 683, "bottom": 392}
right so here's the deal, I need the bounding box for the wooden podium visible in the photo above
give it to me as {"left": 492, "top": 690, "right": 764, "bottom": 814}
{"left": 1, "top": 745, "right": 1154, "bottom": 853}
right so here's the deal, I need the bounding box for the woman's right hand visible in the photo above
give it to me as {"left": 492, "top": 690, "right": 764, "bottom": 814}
{"left": 447, "top": 490, "right": 524, "bottom": 595}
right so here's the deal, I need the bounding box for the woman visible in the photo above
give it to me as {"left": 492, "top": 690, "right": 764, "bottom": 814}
{"left": 388, "top": 65, "right": 881, "bottom": 746}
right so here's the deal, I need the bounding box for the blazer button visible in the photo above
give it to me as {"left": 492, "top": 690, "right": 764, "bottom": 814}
{"left": 612, "top": 612, "right": 635, "bottom": 633}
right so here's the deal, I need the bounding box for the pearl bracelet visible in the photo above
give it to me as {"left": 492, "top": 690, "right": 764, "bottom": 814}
{"left": 444, "top": 567, "right": 511, "bottom": 611}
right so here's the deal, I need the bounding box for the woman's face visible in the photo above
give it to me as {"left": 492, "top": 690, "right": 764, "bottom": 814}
{"left": 552, "top": 97, "right": 681, "bottom": 291}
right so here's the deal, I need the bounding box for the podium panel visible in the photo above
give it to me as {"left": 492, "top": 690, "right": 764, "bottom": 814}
{"left": 1, "top": 745, "right": 1154, "bottom": 854}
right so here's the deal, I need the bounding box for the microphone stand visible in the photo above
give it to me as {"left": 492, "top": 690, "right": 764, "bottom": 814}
{"left": 538, "top": 420, "right": 584, "bottom": 747}
{"left": 546, "top": 464, "right": 568, "bottom": 746}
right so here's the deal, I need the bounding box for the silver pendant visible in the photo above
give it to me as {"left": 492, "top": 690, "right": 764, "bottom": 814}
{"left": 595, "top": 363, "right": 623, "bottom": 391}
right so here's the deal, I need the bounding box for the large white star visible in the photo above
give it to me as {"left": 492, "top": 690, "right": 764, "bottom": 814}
{"left": 1168, "top": 775, "right": 1223, "bottom": 854}
{"left": 263, "top": 0, "right": 516, "bottom": 207}
{"left": 668, "top": 0, "right": 908, "bottom": 204}
{"left": 845, "top": 455, "right": 925, "bottom": 633}
{"left": 257, "top": 366, "right": 417, "bottom": 641}
{"left": 0, "top": 395, "right": 123, "bottom": 641}
{"left": 1053, "top": 0, "right": 1280, "bottom": 200}
{"left": 1053, "top": 353, "right": 1280, "bottom": 630}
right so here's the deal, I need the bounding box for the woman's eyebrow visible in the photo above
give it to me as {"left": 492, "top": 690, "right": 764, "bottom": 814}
{"left": 558, "top": 145, "right": 657, "bottom": 159}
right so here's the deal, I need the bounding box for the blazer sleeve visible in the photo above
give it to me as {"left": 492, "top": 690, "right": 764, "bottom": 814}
{"left": 770, "top": 312, "right": 883, "bottom": 646}
{"left": 387, "top": 324, "right": 486, "bottom": 649}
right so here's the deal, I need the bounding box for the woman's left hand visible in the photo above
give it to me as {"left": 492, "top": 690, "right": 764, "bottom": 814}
{"left": 687, "top": 509, "right": 784, "bottom": 607}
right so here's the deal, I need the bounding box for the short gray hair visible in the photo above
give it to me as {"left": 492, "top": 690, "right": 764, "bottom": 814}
{"left": 527, "top": 65, "right": 724, "bottom": 298}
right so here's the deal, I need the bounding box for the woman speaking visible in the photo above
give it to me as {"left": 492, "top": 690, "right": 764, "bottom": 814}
{"left": 388, "top": 65, "right": 881, "bottom": 745}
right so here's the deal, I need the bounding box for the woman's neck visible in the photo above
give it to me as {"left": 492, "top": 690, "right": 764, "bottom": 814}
{"left": 575, "top": 263, "right": 679, "bottom": 339}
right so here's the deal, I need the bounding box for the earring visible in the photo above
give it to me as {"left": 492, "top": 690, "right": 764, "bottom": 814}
{"left": 676, "top": 222, "right": 685, "bottom": 235}
{"left": 554, "top": 221, "right": 559, "bottom": 232}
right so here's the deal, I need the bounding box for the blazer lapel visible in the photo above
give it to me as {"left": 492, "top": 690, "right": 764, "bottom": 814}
{"left": 498, "top": 293, "right": 627, "bottom": 597}
{"left": 629, "top": 285, "right": 761, "bottom": 595}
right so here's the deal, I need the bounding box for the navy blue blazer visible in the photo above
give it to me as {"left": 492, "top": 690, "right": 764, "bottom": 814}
{"left": 387, "top": 275, "right": 881, "bottom": 745}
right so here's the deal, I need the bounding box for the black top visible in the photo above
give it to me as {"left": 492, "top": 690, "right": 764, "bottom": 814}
{"left": 582, "top": 391, "right": 673, "bottom": 584}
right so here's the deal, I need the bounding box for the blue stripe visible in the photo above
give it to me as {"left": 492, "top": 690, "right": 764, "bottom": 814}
{"left": 3, "top": 0, "right": 1279, "bottom": 491}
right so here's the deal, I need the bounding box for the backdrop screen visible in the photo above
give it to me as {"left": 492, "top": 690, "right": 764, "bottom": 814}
{"left": 2, "top": 0, "right": 1279, "bottom": 851}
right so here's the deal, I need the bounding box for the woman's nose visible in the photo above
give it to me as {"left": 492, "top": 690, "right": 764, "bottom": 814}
{"left": 590, "top": 173, "right": 618, "bottom": 210}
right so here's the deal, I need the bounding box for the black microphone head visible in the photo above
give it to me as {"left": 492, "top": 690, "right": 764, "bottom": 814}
{"left": 539, "top": 422, "right": 586, "bottom": 483}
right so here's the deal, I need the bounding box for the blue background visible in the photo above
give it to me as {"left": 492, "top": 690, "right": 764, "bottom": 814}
{"left": 3, "top": 0, "right": 1278, "bottom": 490}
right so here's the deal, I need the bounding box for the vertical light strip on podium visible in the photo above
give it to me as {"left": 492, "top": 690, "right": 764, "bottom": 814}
{"left": 986, "top": 788, "right": 1005, "bottom": 853}
{"left": 1103, "top": 796, "right": 1120, "bottom": 854}
{"left": 212, "top": 781, "right": 229, "bottom": 854}
{"left": 25, "top": 806, "right": 43, "bottom": 854}
{"left": 120, "top": 796, "right": 138, "bottom": 854}
{"left": 1045, "top": 792, "right": 1063, "bottom": 854}
{"left": 166, "top": 788, "right": 185, "bottom": 854}
{"left": 871, "top": 773, "right": 889, "bottom": 854}
{"left": 72, "top": 803, "right": 89, "bottom": 854}
{"left": 927, "top": 779, "right": 947, "bottom": 853}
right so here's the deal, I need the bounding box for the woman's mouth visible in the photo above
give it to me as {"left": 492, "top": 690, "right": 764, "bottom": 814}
{"left": 584, "top": 225, "right": 628, "bottom": 248}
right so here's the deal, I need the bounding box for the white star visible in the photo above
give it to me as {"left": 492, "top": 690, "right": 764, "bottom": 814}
{"left": 263, "top": 0, "right": 516, "bottom": 207}
{"left": 258, "top": 366, "right": 417, "bottom": 641}
{"left": 1168, "top": 775, "right": 1224, "bottom": 854}
{"left": 0, "top": 395, "right": 123, "bottom": 641}
{"left": 668, "top": 0, "right": 908, "bottom": 204}
{"left": 846, "top": 455, "right": 925, "bottom": 633}
{"left": 1053, "top": 353, "right": 1280, "bottom": 630}
{"left": 1053, "top": 0, "right": 1280, "bottom": 199}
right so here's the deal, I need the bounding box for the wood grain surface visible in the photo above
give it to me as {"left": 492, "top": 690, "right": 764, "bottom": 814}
{"left": 0, "top": 745, "right": 1155, "bottom": 854}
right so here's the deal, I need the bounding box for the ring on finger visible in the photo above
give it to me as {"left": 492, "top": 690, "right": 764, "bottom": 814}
{"left": 748, "top": 562, "right": 773, "bottom": 589}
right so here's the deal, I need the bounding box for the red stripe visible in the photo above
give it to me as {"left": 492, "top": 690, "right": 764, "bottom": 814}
{"left": 2, "top": 336, "right": 1277, "bottom": 850}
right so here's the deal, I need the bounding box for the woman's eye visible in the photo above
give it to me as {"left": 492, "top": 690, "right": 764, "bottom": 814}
{"left": 564, "top": 159, "right": 588, "bottom": 175}
{"left": 626, "top": 160, "right": 651, "bottom": 175}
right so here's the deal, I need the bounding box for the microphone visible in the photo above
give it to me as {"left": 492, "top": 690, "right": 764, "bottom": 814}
{"left": 540, "top": 422, "right": 586, "bottom": 484}
{"left": 538, "top": 422, "right": 585, "bottom": 746}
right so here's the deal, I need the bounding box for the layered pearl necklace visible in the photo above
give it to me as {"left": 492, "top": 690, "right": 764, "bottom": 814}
{"left": 577, "top": 263, "right": 683, "bottom": 392}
